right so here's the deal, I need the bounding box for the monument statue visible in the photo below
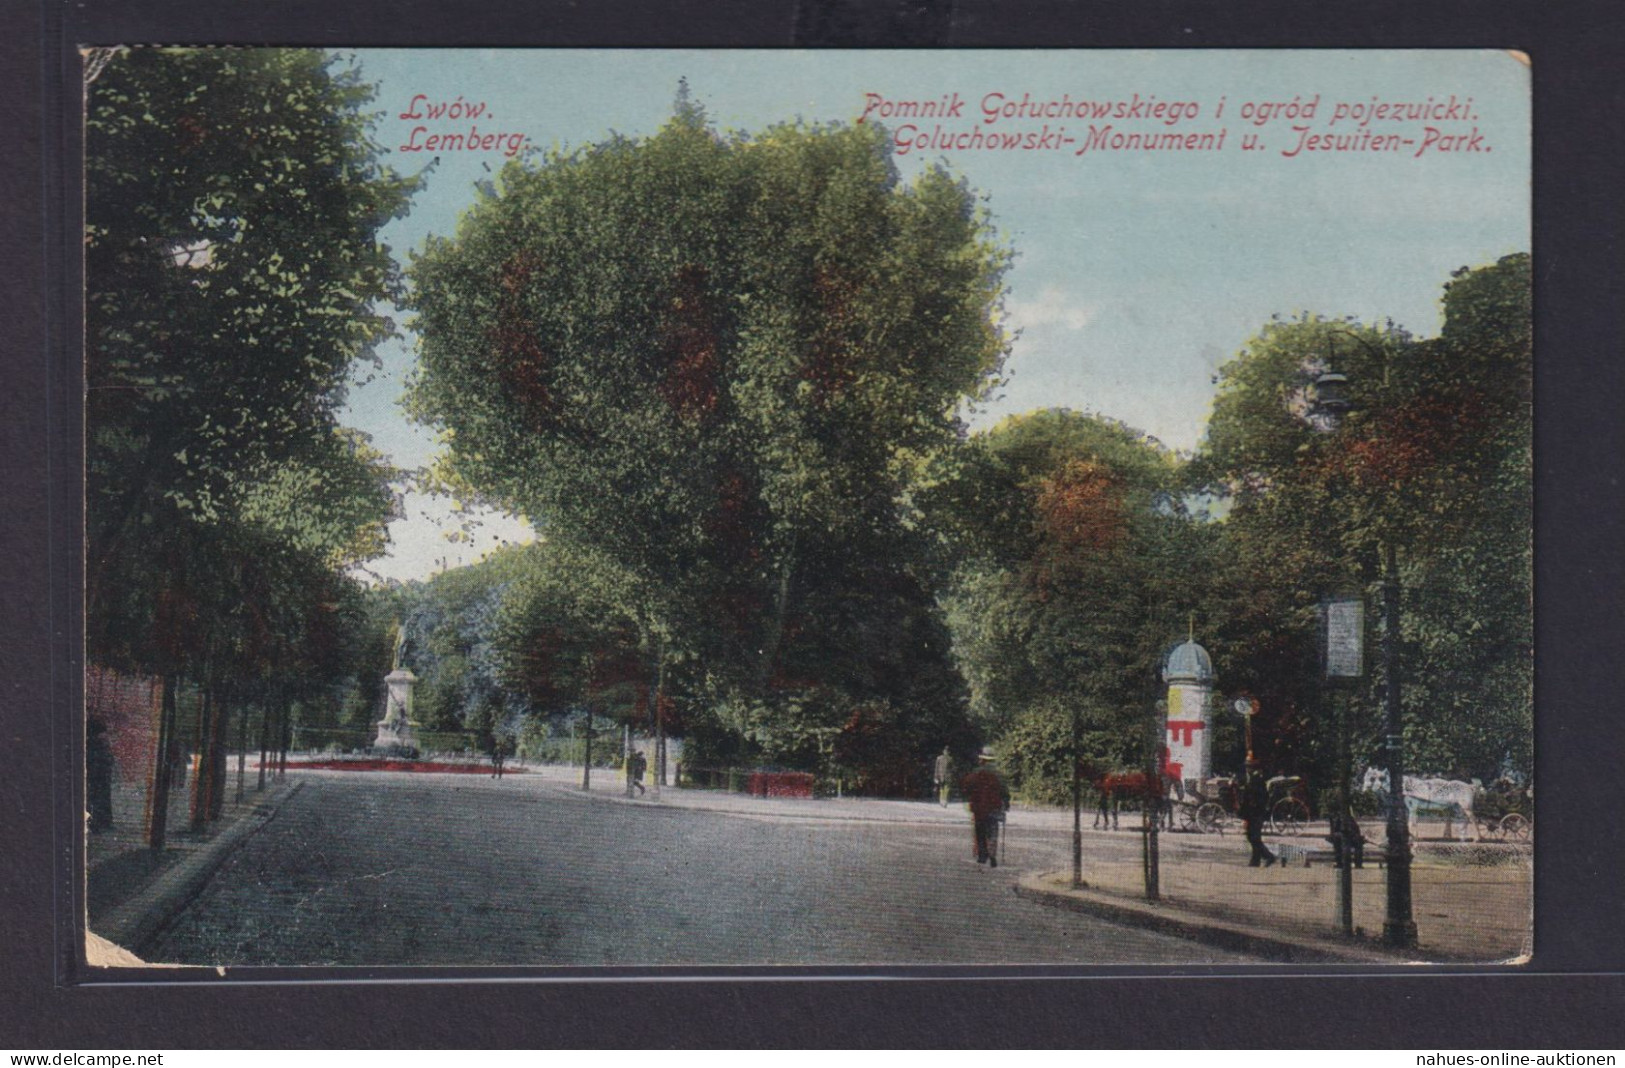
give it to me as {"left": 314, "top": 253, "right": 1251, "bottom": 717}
{"left": 374, "top": 621, "right": 419, "bottom": 755}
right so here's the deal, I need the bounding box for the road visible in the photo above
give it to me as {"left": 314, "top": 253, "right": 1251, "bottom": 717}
{"left": 145, "top": 772, "right": 1261, "bottom": 966}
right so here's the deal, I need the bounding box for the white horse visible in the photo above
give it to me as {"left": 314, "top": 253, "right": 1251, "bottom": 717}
{"left": 1360, "top": 767, "right": 1481, "bottom": 842}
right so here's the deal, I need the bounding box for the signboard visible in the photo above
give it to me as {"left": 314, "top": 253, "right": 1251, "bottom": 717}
{"left": 1325, "top": 596, "right": 1365, "bottom": 678}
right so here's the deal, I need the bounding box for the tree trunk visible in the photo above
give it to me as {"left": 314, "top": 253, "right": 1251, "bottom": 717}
{"left": 256, "top": 690, "right": 270, "bottom": 791}
{"left": 146, "top": 674, "right": 178, "bottom": 850}
{"left": 581, "top": 653, "right": 596, "bottom": 791}
{"left": 236, "top": 689, "right": 248, "bottom": 805}
{"left": 654, "top": 638, "right": 668, "bottom": 792}
{"left": 757, "top": 556, "right": 795, "bottom": 690}
{"left": 208, "top": 685, "right": 229, "bottom": 820}
{"left": 581, "top": 703, "right": 593, "bottom": 791}
{"left": 190, "top": 684, "right": 212, "bottom": 831}
{"left": 278, "top": 698, "right": 291, "bottom": 778}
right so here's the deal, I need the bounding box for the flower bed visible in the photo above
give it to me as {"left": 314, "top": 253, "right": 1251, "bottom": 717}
{"left": 745, "top": 770, "right": 814, "bottom": 798}
{"left": 269, "top": 759, "right": 522, "bottom": 774}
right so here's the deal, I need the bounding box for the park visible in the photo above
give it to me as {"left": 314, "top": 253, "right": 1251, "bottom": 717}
{"left": 82, "top": 47, "right": 1532, "bottom": 968}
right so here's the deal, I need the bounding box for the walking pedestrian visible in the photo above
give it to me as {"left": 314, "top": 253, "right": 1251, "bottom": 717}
{"left": 1093, "top": 774, "right": 1114, "bottom": 830}
{"left": 1239, "top": 764, "right": 1278, "bottom": 867}
{"left": 961, "top": 749, "right": 1010, "bottom": 867}
{"left": 933, "top": 746, "right": 953, "bottom": 807}
{"left": 1157, "top": 746, "right": 1180, "bottom": 831}
{"left": 630, "top": 749, "right": 647, "bottom": 796}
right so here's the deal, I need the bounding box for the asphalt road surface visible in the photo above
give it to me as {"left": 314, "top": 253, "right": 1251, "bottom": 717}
{"left": 145, "top": 773, "right": 1261, "bottom": 966}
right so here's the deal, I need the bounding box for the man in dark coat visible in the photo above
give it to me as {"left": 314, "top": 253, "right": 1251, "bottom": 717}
{"left": 961, "top": 750, "right": 1011, "bottom": 867}
{"left": 1239, "top": 765, "right": 1278, "bottom": 867}
{"left": 1094, "top": 776, "right": 1114, "bottom": 830}
{"left": 629, "top": 749, "right": 647, "bottom": 796}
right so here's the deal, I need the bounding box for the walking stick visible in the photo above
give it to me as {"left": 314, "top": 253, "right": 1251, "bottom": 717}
{"left": 1000, "top": 810, "right": 1008, "bottom": 866}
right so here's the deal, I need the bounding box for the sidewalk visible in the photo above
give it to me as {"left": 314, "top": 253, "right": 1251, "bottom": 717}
{"left": 86, "top": 770, "right": 302, "bottom": 963}
{"left": 1014, "top": 845, "right": 1531, "bottom": 964}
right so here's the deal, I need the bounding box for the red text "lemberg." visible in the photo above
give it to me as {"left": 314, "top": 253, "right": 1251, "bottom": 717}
{"left": 397, "top": 95, "right": 528, "bottom": 158}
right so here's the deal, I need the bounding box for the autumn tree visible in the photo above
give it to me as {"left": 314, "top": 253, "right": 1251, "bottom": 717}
{"left": 1192, "top": 254, "right": 1532, "bottom": 784}
{"left": 932, "top": 409, "right": 1216, "bottom": 800}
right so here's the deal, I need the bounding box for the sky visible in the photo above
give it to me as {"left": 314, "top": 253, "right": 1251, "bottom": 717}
{"left": 337, "top": 49, "right": 1530, "bottom": 584}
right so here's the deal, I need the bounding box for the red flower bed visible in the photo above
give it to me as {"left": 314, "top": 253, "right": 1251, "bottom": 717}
{"left": 745, "top": 771, "right": 814, "bottom": 798}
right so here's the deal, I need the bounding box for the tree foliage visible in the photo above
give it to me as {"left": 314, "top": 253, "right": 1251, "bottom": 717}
{"left": 1192, "top": 254, "right": 1532, "bottom": 782}
{"left": 407, "top": 104, "right": 1011, "bottom": 787}
{"left": 934, "top": 409, "right": 1213, "bottom": 796}
{"left": 86, "top": 47, "right": 416, "bottom": 687}
{"left": 87, "top": 52, "right": 1529, "bottom": 802}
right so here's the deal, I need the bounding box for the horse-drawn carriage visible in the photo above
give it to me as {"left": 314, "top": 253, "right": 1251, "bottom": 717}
{"left": 1170, "top": 773, "right": 1312, "bottom": 836}
{"left": 1171, "top": 775, "right": 1233, "bottom": 834}
{"left": 1359, "top": 767, "right": 1533, "bottom": 842}
{"left": 1471, "top": 777, "right": 1533, "bottom": 841}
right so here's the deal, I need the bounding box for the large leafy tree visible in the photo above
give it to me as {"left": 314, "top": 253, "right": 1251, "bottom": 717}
{"left": 1192, "top": 254, "right": 1532, "bottom": 783}
{"left": 1394, "top": 255, "right": 1532, "bottom": 777}
{"left": 407, "top": 100, "right": 1010, "bottom": 782}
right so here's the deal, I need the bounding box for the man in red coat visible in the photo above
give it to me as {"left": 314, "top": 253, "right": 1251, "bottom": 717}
{"left": 961, "top": 749, "right": 1011, "bottom": 867}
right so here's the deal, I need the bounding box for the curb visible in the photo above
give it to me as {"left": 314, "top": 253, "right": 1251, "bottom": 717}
{"left": 1013, "top": 870, "right": 1411, "bottom": 964}
{"left": 91, "top": 780, "right": 305, "bottom": 958}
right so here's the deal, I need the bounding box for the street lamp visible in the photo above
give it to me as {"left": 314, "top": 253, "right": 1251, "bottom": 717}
{"left": 1322, "top": 592, "right": 1363, "bottom": 939}
{"left": 1143, "top": 698, "right": 1164, "bottom": 903}
{"left": 1071, "top": 703, "right": 1084, "bottom": 889}
{"left": 1232, "top": 696, "right": 1257, "bottom": 764}
{"left": 813, "top": 726, "right": 842, "bottom": 799}
{"left": 1310, "top": 334, "right": 1418, "bottom": 948}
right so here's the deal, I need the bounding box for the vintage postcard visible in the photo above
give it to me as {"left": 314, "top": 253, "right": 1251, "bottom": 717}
{"left": 82, "top": 48, "right": 1531, "bottom": 968}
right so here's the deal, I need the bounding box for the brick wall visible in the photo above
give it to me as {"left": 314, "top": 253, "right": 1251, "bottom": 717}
{"left": 86, "top": 665, "right": 161, "bottom": 786}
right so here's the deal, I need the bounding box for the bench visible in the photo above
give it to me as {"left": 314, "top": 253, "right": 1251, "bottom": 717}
{"left": 1288, "top": 842, "right": 1390, "bottom": 869}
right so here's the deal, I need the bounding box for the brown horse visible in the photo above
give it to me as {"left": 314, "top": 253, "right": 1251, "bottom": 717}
{"left": 1091, "top": 768, "right": 1174, "bottom": 830}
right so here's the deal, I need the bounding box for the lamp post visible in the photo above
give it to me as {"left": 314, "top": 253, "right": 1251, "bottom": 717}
{"left": 1232, "top": 697, "right": 1256, "bottom": 764}
{"left": 1143, "top": 699, "right": 1163, "bottom": 903}
{"left": 813, "top": 727, "right": 842, "bottom": 799}
{"left": 1377, "top": 542, "right": 1416, "bottom": 946}
{"left": 1071, "top": 703, "right": 1084, "bottom": 889}
{"left": 1322, "top": 593, "right": 1363, "bottom": 938}
{"left": 1311, "top": 333, "right": 1417, "bottom": 948}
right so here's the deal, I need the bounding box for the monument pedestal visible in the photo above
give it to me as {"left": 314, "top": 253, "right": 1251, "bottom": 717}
{"left": 374, "top": 667, "right": 419, "bottom": 754}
